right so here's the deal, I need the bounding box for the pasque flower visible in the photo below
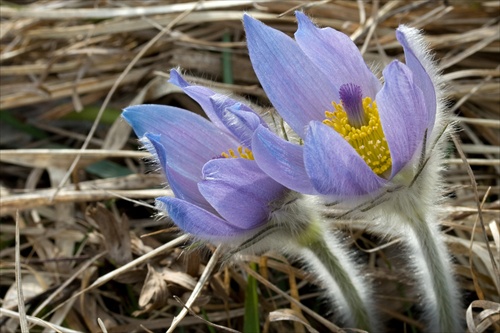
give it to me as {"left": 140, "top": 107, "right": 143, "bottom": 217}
{"left": 244, "top": 12, "right": 461, "bottom": 332}
{"left": 245, "top": 12, "right": 436, "bottom": 198}
{"left": 123, "top": 69, "right": 381, "bottom": 331}
{"left": 122, "top": 69, "right": 287, "bottom": 242}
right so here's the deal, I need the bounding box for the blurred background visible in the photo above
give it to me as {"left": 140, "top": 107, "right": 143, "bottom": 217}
{"left": 1, "top": 1, "right": 499, "bottom": 332}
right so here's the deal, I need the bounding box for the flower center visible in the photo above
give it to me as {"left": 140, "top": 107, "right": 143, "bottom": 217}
{"left": 323, "top": 83, "right": 392, "bottom": 175}
{"left": 221, "top": 146, "right": 254, "bottom": 160}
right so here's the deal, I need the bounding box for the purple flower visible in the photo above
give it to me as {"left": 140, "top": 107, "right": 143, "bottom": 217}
{"left": 244, "top": 12, "right": 436, "bottom": 198}
{"left": 122, "top": 70, "right": 286, "bottom": 241}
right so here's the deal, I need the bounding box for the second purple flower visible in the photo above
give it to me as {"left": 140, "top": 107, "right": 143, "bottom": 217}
{"left": 122, "top": 70, "right": 287, "bottom": 242}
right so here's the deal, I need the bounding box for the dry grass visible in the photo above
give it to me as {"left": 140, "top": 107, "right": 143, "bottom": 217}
{"left": 1, "top": 0, "right": 499, "bottom": 332}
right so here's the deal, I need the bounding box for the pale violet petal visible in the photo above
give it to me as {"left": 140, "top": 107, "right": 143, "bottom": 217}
{"left": 169, "top": 69, "right": 232, "bottom": 130}
{"left": 377, "top": 61, "right": 428, "bottom": 178}
{"left": 122, "top": 104, "right": 238, "bottom": 179}
{"left": 169, "top": 68, "right": 189, "bottom": 88}
{"left": 244, "top": 14, "right": 337, "bottom": 138}
{"left": 252, "top": 125, "right": 316, "bottom": 194}
{"left": 396, "top": 26, "right": 436, "bottom": 133}
{"left": 295, "top": 11, "right": 381, "bottom": 99}
{"left": 304, "top": 121, "right": 386, "bottom": 196}
{"left": 210, "top": 97, "right": 267, "bottom": 148}
{"left": 145, "top": 133, "right": 212, "bottom": 212}
{"left": 198, "top": 158, "right": 285, "bottom": 229}
{"left": 170, "top": 69, "right": 259, "bottom": 135}
{"left": 156, "top": 197, "right": 247, "bottom": 238}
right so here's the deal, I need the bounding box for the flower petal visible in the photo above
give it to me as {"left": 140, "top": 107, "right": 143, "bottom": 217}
{"left": 168, "top": 68, "right": 189, "bottom": 88}
{"left": 294, "top": 11, "right": 381, "bottom": 99}
{"left": 252, "top": 125, "right": 316, "bottom": 194}
{"left": 396, "top": 26, "right": 436, "bottom": 132}
{"left": 198, "top": 158, "right": 285, "bottom": 230}
{"left": 122, "top": 104, "right": 238, "bottom": 179}
{"left": 210, "top": 97, "right": 268, "bottom": 148}
{"left": 169, "top": 69, "right": 226, "bottom": 129}
{"left": 170, "top": 69, "right": 256, "bottom": 134}
{"left": 156, "top": 197, "right": 247, "bottom": 238}
{"left": 145, "top": 133, "right": 212, "bottom": 212}
{"left": 243, "top": 14, "right": 337, "bottom": 138}
{"left": 304, "top": 121, "right": 386, "bottom": 196}
{"left": 377, "top": 61, "right": 428, "bottom": 178}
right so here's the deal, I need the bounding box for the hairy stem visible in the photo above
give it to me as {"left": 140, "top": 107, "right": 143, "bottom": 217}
{"left": 402, "top": 207, "right": 462, "bottom": 332}
{"left": 296, "top": 223, "right": 378, "bottom": 331}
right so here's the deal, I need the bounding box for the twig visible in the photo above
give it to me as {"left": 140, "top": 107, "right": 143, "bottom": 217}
{"left": 0, "top": 308, "right": 83, "bottom": 333}
{"left": 167, "top": 245, "right": 224, "bottom": 333}
{"left": 173, "top": 295, "right": 242, "bottom": 333}
{"left": 15, "top": 211, "right": 29, "bottom": 333}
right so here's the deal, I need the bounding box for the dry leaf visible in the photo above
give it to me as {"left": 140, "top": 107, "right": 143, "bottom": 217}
{"left": 268, "top": 309, "right": 320, "bottom": 333}
{"left": 161, "top": 267, "right": 197, "bottom": 291}
{"left": 134, "top": 264, "right": 170, "bottom": 316}
{"left": 86, "top": 203, "right": 133, "bottom": 266}
{"left": 466, "top": 300, "right": 500, "bottom": 333}
{"left": 3, "top": 275, "right": 48, "bottom": 310}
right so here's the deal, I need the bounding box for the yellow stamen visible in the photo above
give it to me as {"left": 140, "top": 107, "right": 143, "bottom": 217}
{"left": 323, "top": 97, "right": 392, "bottom": 175}
{"left": 221, "top": 146, "right": 254, "bottom": 160}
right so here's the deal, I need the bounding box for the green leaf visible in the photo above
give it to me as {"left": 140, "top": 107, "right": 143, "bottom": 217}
{"left": 201, "top": 308, "right": 217, "bottom": 333}
{"left": 62, "top": 106, "right": 122, "bottom": 125}
{"left": 0, "top": 111, "right": 48, "bottom": 139}
{"left": 85, "top": 160, "right": 133, "bottom": 178}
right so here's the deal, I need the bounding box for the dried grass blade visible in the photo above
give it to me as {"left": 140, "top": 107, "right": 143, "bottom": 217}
{"left": 85, "top": 234, "right": 190, "bottom": 291}
{"left": 31, "top": 252, "right": 107, "bottom": 318}
{"left": 15, "top": 211, "right": 29, "bottom": 333}
{"left": 242, "top": 264, "right": 343, "bottom": 332}
{"left": 445, "top": 159, "right": 500, "bottom": 166}
{"left": 0, "top": 149, "right": 148, "bottom": 168}
{"left": 269, "top": 309, "right": 320, "bottom": 333}
{"left": 466, "top": 300, "right": 500, "bottom": 333}
{"left": 52, "top": 2, "right": 198, "bottom": 203}
{"left": 0, "top": 308, "right": 83, "bottom": 333}
{"left": 452, "top": 135, "right": 500, "bottom": 293}
{"left": 167, "top": 245, "right": 223, "bottom": 333}
{"left": 440, "top": 30, "right": 500, "bottom": 70}
{"left": 97, "top": 318, "right": 109, "bottom": 333}
{"left": 1, "top": 1, "right": 260, "bottom": 19}
{"left": 173, "top": 295, "right": 242, "bottom": 333}
{"left": 489, "top": 221, "right": 500, "bottom": 262}
{"left": 46, "top": 235, "right": 190, "bottom": 318}
{"left": 24, "top": 12, "right": 281, "bottom": 39}
{"left": 456, "top": 117, "right": 500, "bottom": 129}
{"left": 1, "top": 189, "right": 171, "bottom": 216}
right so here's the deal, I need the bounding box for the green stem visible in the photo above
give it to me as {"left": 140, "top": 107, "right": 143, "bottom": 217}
{"left": 297, "top": 223, "right": 377, "bottom": 331}
{"left": 403, "top": 208, "right": 461, "bottom": 332}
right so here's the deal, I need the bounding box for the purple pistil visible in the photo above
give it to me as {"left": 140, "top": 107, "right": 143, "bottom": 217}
{"left": 339, "top": 83, "right": 366, "bottom": 127}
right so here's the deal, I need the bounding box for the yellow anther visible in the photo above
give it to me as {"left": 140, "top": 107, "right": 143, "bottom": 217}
{"left": 221, "top": 146, "right": 255, "bottom": 160}
{"left": 323, "top": 97, "right": 392, "bottom": 175}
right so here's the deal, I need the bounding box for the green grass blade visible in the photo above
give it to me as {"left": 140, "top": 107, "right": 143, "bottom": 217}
{"left": 243, "top": 262, "right": 260, "bottom": 333}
